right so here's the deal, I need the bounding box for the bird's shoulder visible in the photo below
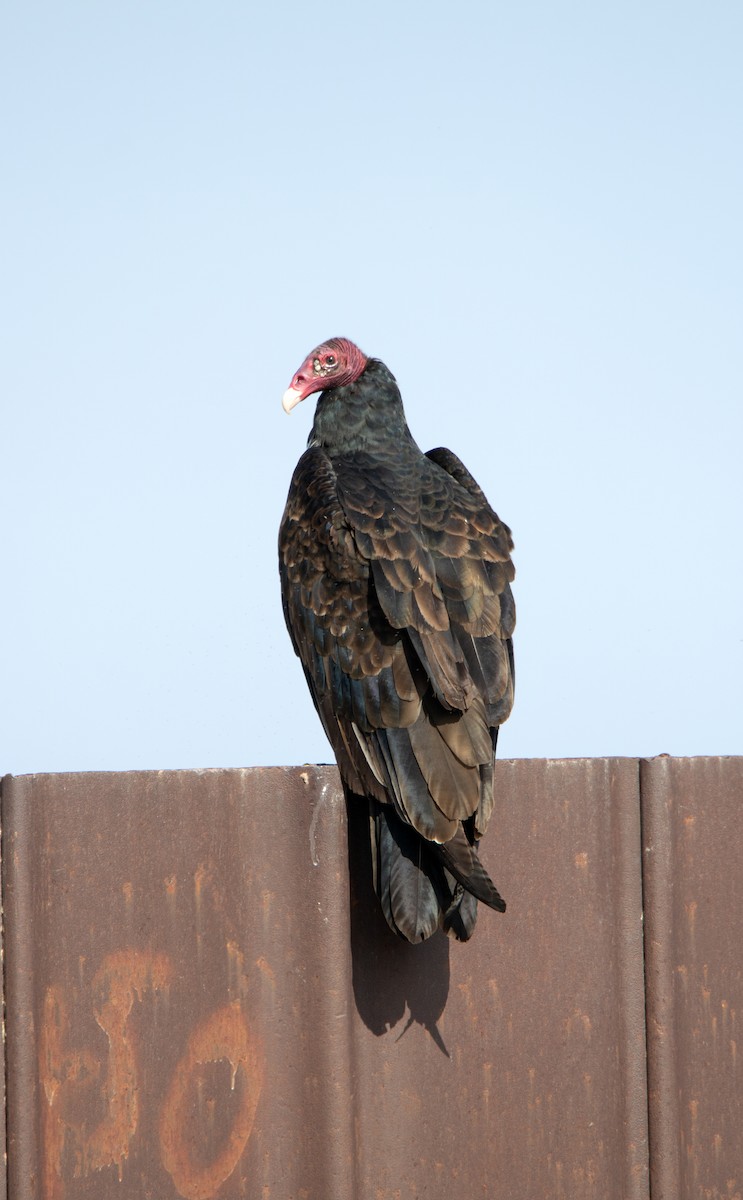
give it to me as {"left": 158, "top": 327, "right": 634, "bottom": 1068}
{"left": 422, "top": 447, "right": 514, "bottom": 563}
{"left": 279, "top": 445, "right": 395, "bottom": 676}
{"left": 279, "top": 445, "right": 362, "bottom": 580}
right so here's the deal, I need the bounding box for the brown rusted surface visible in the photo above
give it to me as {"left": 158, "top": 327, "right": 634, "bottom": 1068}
{"left": 2, "top": 761, "right": 651, "bottom": 1198}
{"left": 347, "top": 756, "right": 650, "bottom": 1199}
{"left": 2, "top": 767, "right": 354, "bottom": 1200}
{"left": 641, "top": 756, "right": 743, "bottom": 1200}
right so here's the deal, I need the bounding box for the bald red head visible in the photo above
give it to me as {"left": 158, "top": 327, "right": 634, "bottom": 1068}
{"left": 282, "top": 338, "right": 368, "bottom": 413}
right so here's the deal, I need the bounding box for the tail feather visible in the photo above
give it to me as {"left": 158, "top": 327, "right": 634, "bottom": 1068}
{"left": 372, "top": 800, "right": 440, "bottom": 941}
{"left": 442, "top": 881, "right": 479, "bottom": 942}
{"left": 370, "top": 801, "right": 505, "bottom": 942}
{"left": 433, "top": 825, "right": 506, "bottom": 912}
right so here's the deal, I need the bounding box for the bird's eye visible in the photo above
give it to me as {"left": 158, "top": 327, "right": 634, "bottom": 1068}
{"left": 326, "top": 355, "right": 336, "bottom": 366}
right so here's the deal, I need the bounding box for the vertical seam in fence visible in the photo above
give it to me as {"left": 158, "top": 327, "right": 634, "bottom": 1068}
{"left": 639, "top": 757, "right": 680, "bottom": 1200}
{"left": 613, "top": 757, "right": 652, "bottom": 1200}
{"left": 0, "top": 777, "right": 9, "bottom": 1200}
{"left": 2, "top": 775, "right": 40, "bottom": 1200}
{"left": 637, "top": 756, "right": 655, "bottom": 1200}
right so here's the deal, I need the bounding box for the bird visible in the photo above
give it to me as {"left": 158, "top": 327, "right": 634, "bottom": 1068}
{"left": 278, "top": 338, "right": 515, "bottom": 942}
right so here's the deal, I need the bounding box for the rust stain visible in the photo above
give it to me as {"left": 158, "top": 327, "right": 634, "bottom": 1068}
{"left": 261, "top": 889, "right": 275, "bottom": 923}
{"left": 564, "top": 1008, "right": 592, "bottom": 1041}
{"left": 574, "top": 851, "right": 588, "bottom": 870}
{"left": 456, "top": 977, "right": 476, "bottom": 1024}
{"left": 193, "top": 864, "right": 208, "bottom": 965}
{"left": 194, "top": 864, "right": 207, "bottom": 905}
{"left": 159, "top": 1001, "right": 264, "bottom": 1200}
{"left": 482, "top": 1061, "right": 492, "bottom": 1119}
{"left": 400, "top": 1087, "right": 422, "bottom": 1117}
{"left": 255, "top": 956, "right": 276, "bottom": 988}
{"left": 225, "top": 939, "right": 251, "bottom": 998}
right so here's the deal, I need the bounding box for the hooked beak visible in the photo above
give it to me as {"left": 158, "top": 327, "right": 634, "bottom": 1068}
{"left": 282, "top": 385, "right": 304, "bottom": 414}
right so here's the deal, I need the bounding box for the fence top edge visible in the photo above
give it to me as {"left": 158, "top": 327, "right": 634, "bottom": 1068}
{"left": 4, "top": 755, "right": 742, "bottom": 788}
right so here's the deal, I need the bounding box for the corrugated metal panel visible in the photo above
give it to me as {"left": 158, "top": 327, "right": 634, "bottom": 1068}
{"left": 347, "top": 756, "right": 649, "bottom": 1200}
{"left": 641, "top": 756, "right": 743, "bottom": 1200}
{"left": 3, "top": 767, "right": 355, "bottom": 1200}
{"left": 1, "top": 761, "right": 650, "bottom": 1199}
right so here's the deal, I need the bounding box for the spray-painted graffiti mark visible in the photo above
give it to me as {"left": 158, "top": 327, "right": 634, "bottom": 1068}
{"left": 160, "top": 1001, "right": 263, "bottom": 1200}
{"left": 39, "top": 949, "right": 263, "bottom": 1200}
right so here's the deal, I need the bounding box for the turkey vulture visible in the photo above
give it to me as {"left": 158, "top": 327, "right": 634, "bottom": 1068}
{"left": 278, "top": 338, "right": 515, "bottom": 942}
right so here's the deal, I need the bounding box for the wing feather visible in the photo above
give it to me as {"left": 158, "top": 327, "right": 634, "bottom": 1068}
{"left": 279, "top": 437, "right": 515, "bottom": 940}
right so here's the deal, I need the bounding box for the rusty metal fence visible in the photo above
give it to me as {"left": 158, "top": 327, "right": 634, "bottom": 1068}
{"left": 1, "top": 758, "right": 741, "bottom": 1199}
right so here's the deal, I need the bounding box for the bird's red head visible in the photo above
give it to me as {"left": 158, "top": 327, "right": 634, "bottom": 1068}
{"left": 282, "top": 338, "right": 368, "bottom": 413}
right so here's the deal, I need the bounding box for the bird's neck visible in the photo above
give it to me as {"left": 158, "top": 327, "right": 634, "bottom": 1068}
{"left": 310, "top": 360, "right": 416, "bottom": 457}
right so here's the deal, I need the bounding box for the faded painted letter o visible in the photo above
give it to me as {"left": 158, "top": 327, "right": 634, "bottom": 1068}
{"left": 159, "top": 1001, "right": 263, "bottom": 1200}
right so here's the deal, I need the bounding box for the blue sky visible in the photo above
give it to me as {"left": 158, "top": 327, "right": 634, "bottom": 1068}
{"left": 4, "top": 2, "right": 742, "bottom": 775}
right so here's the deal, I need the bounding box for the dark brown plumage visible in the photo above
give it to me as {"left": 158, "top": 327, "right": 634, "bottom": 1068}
{"left": 279, "top": 338, "right": 515, "bottom": 941}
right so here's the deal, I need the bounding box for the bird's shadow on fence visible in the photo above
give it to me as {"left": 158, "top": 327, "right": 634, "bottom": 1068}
{"left": 344, "top": 794, "right": 451, "bottom": 1056}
